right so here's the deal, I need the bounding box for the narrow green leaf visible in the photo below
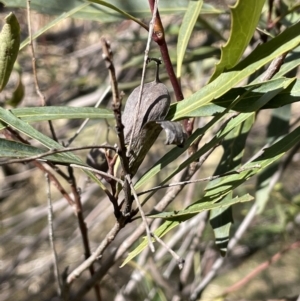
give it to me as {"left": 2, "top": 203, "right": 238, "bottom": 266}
{"left": 149, "top": 194, "right": 253, "bottom": 219}
{"left": 88, "top": 0, "right": 148, "bottom": 30}
{"left": 12, "top": 106, "right": 114, "bottom": 122}
{"left": 168, "top": 21, "right": 300, "bottom": 121}
{"left": 209, "top": 0, "right": 265, "bottom": 82}
{"left": 177, "top": 0, "right": 203, "bottom": 78}
{"left": 0, "top": 107, "right": 79, "bottom": 157}
{"left": 214, "top": 78, "right": 295, "bottom": 112}
{"left": 0, "top": 13, "right": 20, "bottom": 92}
{"left": 121, "top": 220, "right": 180, "bottom": 267}
{"left": 0, "top": 106, "right": 114, "bottom": 130}
{"left": 0, "top": 138, "right": 78, "bottom": 164}
{"left": 175, "top": 77, "right": 295, "bottom": 117}
{"left": 205, "top": 125, "right": 300, "bottom": 200}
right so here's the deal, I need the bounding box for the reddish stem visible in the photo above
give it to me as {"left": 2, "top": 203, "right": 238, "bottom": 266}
{"left": 148, "top": 0, "right": 195, "bottom": 136}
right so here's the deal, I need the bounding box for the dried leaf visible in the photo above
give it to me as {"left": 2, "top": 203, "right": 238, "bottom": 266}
{"left": 157, "top": 120, "right": 187, "bottom": 146}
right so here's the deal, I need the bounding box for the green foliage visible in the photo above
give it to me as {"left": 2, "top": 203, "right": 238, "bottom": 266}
{"left": 169, "top": 21, "right": 300, "bottom": 120}
{"left": 177, "top": 0, "right": 203, "bottom": 78}
{"left": 2, "top": 1, "right": 300, "bottom": 299}
{"left": 209, "top": 0, "right": 266, "bottom": 82}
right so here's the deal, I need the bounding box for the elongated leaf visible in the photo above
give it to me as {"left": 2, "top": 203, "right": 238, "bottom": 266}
{"left": 0, "top": 13, "right": 20, "bottom": 92}
{"left": 177, "top": 0, "right": 203, "bottom": 78}
{"left": 184, "top": 78, "right": 295, "bottom": 117}
{"left": 0, "top": 106, "right": 114, "bottom": 130}
{"left": 121, "top": 194, "right": 253, "bottom": 266}
{"left": 214, "top": 78, "right": 295, "bottom": 112}
{"left": 12, "top": 106, "right": 114, "bottom": 121}
{"left": 0, "top": 138, "right": 80, "bottom": 164}
{"left": 149, "top": 194, "right": 253, "bottom": 219}
{"left": 0, "top": 107, "right": 81, "bottom": 157}
{"left": 209, "top": 0, "right": 265, "bottom": 82}
{"left": 168, "top": 21, "right": 300, "bottom": 121}
{"left": 205, "top": 126, "right": 300, "bottom": 199}
{"left": 88, "top": 0, "right": 148, "bottom": 30}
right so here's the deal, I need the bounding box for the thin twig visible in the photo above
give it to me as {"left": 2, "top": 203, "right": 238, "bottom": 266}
{"left": 26, "top": 0, "right": 45, "bottom": 105}
{"left": 101, "top": 38, "right": 131, "bottom": 216}
{"left": 46, "top": 173, "right": 62, "bottom": 296}
{"left": 136, "top": 165, "right": 261, "bottom": 197}
{"left": 3, "top": 128, "right": 75, "bottom": 206}
{"left": 26, "top": 0, "right": 57, "bottom": 141}
{"left": 71, "top": 147, "right": 216, "bottom": 299}
{"left": 127, "top": 0, "right": 159, "bottom": 156}
{"left": 125, "top": 175, "right": 155, "bottom": 252}
{"left": 147, "top": 0, "right": 193, "bottom": 136}
{"left": 0, "top": 144, "right": 117, "bottom": 166}
{"left": 259, "top": 52, "right": 287, "bottom": 82}
{"left": 151, "top": 233, "right": 184, "bottom": 269}
{"left": 70, "top": 164, "right": 123, "bottom": 185}
{"left": 66, "top": 220, "right": 124, "bottom": 285}
{"left": 68, "top": 166, "right": 102, "bottom": 301}
{"left": 178, "top": 214, "right": 207, "bottom": 293}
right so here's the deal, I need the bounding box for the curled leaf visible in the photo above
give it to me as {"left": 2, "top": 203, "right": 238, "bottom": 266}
{"left": 0, "top": 13, "right": 20, "bottom": 92}
{"left": 157, "top": 120, "right": 187, "bottom": 146}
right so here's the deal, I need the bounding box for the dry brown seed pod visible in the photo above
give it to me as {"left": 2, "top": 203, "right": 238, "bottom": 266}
{"left": 122, "top": 59, "right": 187, "bottom": 176}
{"left": 122, "top": 77, "right": 170, "bottom": 175}
{"left": 122, "top": 80, "right": 170, "bottom": 144}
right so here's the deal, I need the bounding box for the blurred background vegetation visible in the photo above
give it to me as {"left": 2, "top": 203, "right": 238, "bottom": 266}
{"left": 1, "top": 1, "right": 300, "bottom": 301}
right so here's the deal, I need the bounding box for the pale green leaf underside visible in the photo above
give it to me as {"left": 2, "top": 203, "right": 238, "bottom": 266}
{"left": 177, "top": 0, "right": 203, "bottom": 78}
